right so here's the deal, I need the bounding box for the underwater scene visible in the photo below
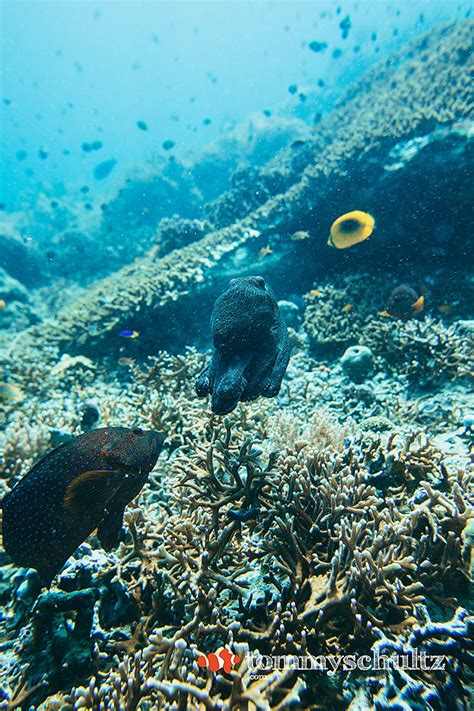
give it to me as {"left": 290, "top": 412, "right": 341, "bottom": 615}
{"left": 0, "top": 0, "right": 473, "bottom": 708}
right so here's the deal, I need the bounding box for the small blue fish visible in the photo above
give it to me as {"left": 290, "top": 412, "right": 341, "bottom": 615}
{"left": 93, "top": 158, "right": 117, "bottom": 181}
{"left": 119, "top": 329, "right": 139, "bottom": 339}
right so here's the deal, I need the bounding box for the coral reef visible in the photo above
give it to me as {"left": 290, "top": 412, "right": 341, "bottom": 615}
{"left": 303, "top": 274, "right": 472, "bottom": 387}
{"left": 0, "top": 18, "right": 473, "bottom": 711}
{"left": 6, "top": 19, "right": 473, "bottom": 361}
{"left": 0, "top": 340, "right": 472, "bottom": 708}
{"left": 153, "top": 216, "right": 212, "bottom": 257}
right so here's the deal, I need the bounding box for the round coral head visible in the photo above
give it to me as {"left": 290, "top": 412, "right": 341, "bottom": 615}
{"left": 328, "top": 210, "right": 375, "bottom": 249}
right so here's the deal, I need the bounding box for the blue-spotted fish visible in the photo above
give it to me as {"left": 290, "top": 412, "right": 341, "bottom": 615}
{"left": 0, "top": 427, "right": 164, "bottom": 585}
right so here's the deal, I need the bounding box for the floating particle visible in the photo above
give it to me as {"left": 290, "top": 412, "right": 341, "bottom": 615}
{"left": 371, "top": 32, "right": 377, "bottom": 41}
{"left": 80, "top": 185, "right": 90, "bottom": 193}
{"left": 317, "top": 78, "right": 325, "bottom": 88}
{"left": 3, "top": 98, "right": 11, "bottom": 106}
{"left": 16, "top": 150, "right": 27, "bottom": 161}
{"left": 93, "top": 158, "right": 117, "bottom": 180}
{"left": 203, "top": 118, "right": 211, "bottom": 125}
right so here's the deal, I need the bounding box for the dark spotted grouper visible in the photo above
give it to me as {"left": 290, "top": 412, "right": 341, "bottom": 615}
{"left": 0, "top": 427, "right": 164, "bottom": 584}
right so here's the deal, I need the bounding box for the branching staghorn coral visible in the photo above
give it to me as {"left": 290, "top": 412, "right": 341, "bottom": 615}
{"left": 302, "top": 275, "right": 391, "bottom": 357}
{"left": 344, "top": 606, "right": 474, "bottom": 710}
{"left": 2, "top": 404, "right": 470, "bottom": 710}
{"left": 367, "top": 317, "right": 473, "bottom": 387}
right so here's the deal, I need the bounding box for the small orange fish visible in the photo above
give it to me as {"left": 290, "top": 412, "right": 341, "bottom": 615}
{"left": 258, "top": 245, "right": 273, "bottom": 258}
{"left": 437, "top": 304, "right": 453, "bottom": 314}
{"left": 0, "top": 300, "right": 6, "bottom": 310}
{"left": 379, "top": 310, "right": 391, "bottom": 318}
{"left": 411, "top": 295, "right": 424, "bottom": 313}
{"left": 309, "top": 289, "right": 321, "bottom": 297}
{"left": 342, "top": 303, "right": 353, "bottom": 313}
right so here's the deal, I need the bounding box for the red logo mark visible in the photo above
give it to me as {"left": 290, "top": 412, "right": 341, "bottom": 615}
{"left": 197, "top": 647, "right": 240, "bottom": 674}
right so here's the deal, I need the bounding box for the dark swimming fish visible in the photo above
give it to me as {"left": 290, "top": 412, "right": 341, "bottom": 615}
{"left": 339, "top": 15, "right": 351, "bottom": 40}
{"left": 308, "top": 40, "right": 328, "bottom": 53}
{"left": 383, "top": 285, "right": 424, "bottom": 320}
{"left": 137, "top": 120, "right": 148, "bottom": 131}
{"left": 162, "top": 139, "right": 175, "bottom": 151}
{"left": 0, "top": 427, "right": 164, "bottom": 585}
{"left": 93, "top": 158, "right": 117, "bottom": 180}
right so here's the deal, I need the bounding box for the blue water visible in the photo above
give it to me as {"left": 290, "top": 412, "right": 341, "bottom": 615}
{"left": 2, "top": 0, "right": 471, "bottom": 211}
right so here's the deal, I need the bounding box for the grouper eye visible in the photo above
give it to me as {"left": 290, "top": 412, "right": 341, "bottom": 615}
{"left": 133, "top": 427, "right": 144, "bottom": 435}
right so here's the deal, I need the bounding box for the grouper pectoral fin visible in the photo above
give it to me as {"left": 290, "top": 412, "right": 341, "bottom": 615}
{"left": 63, "top": 470, "right": 117, "bottom": 515}
{"left": 97, "top": 507, "right": 125, "bottom": 551}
